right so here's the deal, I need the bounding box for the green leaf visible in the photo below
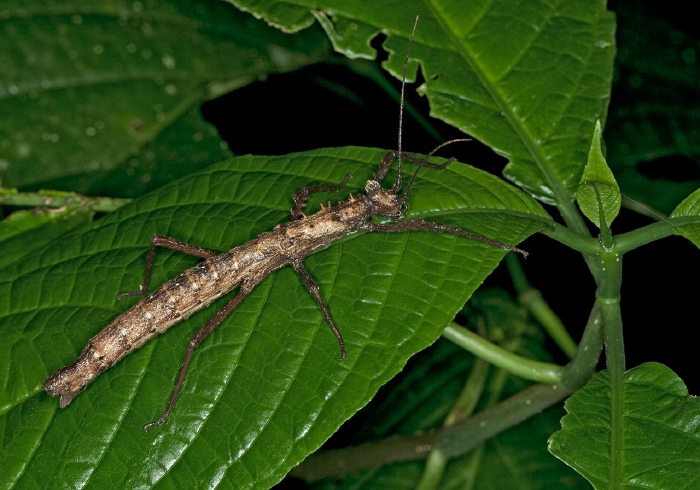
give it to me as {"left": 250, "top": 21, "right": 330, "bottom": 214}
{"left": 670, "top": 186, "right": 700, "bottom": 248}
{"left": 577, "top": 120, "right": 621, "bottom": 229}
{"left": 0, "top": 0, "right": 329, "bottom": 195}
{"left": 549, "top": 362, "right": 700, "bottom": 489}
{"left": 229, "top": 0, "right": 616, "bottom": 206}
{"left": 0, "top": 210, "right": 93, "bottom": 269}
{"left": 0, "top": 148, "right": 549, "bottom": 489}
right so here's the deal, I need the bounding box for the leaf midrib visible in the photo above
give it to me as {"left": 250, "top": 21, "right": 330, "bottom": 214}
{"left": 426, "top": 7, "right": 576, "bottom": 211}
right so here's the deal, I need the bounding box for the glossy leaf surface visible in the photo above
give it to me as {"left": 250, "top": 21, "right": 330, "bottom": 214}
{"left": 0, "top": 0, "right": 328, "bottom": 195}
{"left": 0, "top": 148, "right": 548, "bottom": 488}
{"left": 229, "top": 0, "right": 616, "bottom": 205}
{"left": 549, "top": 362, "right": 700, "bottom": 489}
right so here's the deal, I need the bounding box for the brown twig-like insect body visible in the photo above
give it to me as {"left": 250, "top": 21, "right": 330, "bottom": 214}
{"left": 43, "top": 18, "right": 527, "bottom": 430}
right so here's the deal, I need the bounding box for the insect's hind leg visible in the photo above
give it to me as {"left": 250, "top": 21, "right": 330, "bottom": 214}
{"left": 117, "top": 235, "right": 217, "bottom": 299}
{"left": 291, "top": 173, "right": 353, "bottom": 220}
{"left": 360, "top": 220, "right": 528, "bottom": 257}
{"left": 142, "top": 283, "right": 254, "bottom": 431}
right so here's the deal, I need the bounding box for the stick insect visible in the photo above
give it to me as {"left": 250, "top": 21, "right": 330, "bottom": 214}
{"left": 43, "top": 17, "right": 527, "bottom": 430}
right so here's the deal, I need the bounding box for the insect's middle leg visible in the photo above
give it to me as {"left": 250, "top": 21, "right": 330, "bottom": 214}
{"left": 291, "top": 173, "right": 352, "bottom": 221}
{"left": 291, "top": 259, "right": 347, "bottom": 359}
{"left": 117, "top": 235, "right": 217, "bottom": 299}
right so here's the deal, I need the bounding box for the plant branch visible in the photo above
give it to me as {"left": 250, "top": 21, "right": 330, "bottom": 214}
{"left": 614, "top": 220, "right": 675, "bottom": 253}
{"left": 596, "top": 246, "right": 625, "bottom": 486}
{"left": 290, "top": 382, "right": 573, "bottom": 481}
{"left": 560, "top": 302, "right": 604, "bottom": 390}
{"left": 442, "top": 322, "right": 563, "bottom": 385}
{"left": 292, "top": 307, "right": 604, "bottom": 482}
{"left": 0, "top": 188, "right": 131, "bottom": 213}
{"left": 416, "top": 355, "right": 491, "bottom": 490}
{"left": 538, "top": 221, "right": 601, "bottom": 255}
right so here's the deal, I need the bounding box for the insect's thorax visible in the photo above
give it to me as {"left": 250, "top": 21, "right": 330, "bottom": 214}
{"left": 275, "top": 195, "right": 374, "bottom": 254}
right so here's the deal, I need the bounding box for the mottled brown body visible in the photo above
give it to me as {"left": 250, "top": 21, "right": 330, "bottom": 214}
{"left": 43, "top": 180, "right": 410, "bottom": 409}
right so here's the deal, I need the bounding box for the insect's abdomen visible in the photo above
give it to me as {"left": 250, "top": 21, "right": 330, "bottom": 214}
{"left": 43, "top": 253, "right": 251, "bottom": 408}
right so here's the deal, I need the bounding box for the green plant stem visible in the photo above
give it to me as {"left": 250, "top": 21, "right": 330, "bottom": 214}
{"left": 545, "top": 215, "right": 697, "bottom": 264}
{"left": 551, "top": 183, "right": 602, "bottom": 272}
{"left": 416, "top": 449, "right": 448, "bottom": 490}
{"left": 614, "top": 220, "right": 675, "bottom": 253}
{"left": 537, "top": 221, "right": 598, "bottom": 255}
{"left": 0, "top": 188, "right": 131, "bottom": 213}
{"left": 596, "top": 247, "right": 625, "bottom": 486}
{"left": 446, "top": 359, "right": 490, "bottom": 426}
{"left": 292, "top": 313, "right": 605, "bottom": 482}
{"left": 560, "top": 302, "right": 604, "bottom": 390}
{"left": 416, "top": 356, "right": 490, "bottom": 490}
{"left": 557, "top": 194, "right": 592, "bottom": 237}
{"left": 290, "top": 382, "right": 572, "bottom": 481}
{"left": 442, "top": 323, "right": 563, "bottom": 385}
{"left": 506, "top": 254, "right": 577, "bottom": 358}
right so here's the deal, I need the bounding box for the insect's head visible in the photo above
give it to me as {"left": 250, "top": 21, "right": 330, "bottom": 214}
{"left": 365, "top": 179, "right": 407, "bottom": 220}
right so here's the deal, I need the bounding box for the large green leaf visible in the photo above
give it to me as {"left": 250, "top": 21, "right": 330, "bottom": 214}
{"left": 0, "top": 148, "right": 548, "bottom": 489}
{"left": 228, "top": 0, "right": 616, "bottom": 206}
{"left": 549, "top": 362, "right": 700, "bottom": 489}
{"left": 0, "top": 0, "right": 329, "bottom": 195}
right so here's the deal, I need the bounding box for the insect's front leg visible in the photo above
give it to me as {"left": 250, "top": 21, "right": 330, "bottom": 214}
{"left": 290, "top": 173, "right": 352, "bottom": 220}
{"left": 360, "top": 220, "right": 528, "bottom": 257}
{"left": 373, "top": 151, "right": 456, "bottom": 193}
{"left": 117, "top": 235, "right": 217, "bottom": 299}
{"left": 372, "top": 151, "right": 399, "bottom": 184}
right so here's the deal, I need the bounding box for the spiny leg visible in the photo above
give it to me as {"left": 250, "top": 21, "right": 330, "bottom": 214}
{"left": 401, "top": 140, "right": 471, "bottom": 199}
{"left": 372, "top": 151, "right": 398, "bottom": 184}
{"left": 360, "top": 220, "right": 528, "bottom": 257}
{"left": 291, "top": 173, "right": 353, "bottom": 221}
{"left": 117, "top": 235, "right": 217, "bottom": 299}
{"left": 291, "top": 259, "right": 347, "bottom": 359}
{"left": 373, "top": 150, "right": 455, "bottom": 186}
{"left": 142, "top": 284, "right": 254, "bottom": 431}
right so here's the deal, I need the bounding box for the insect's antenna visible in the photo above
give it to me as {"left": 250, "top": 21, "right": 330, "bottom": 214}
{"left": 621, "top": 193, "right": 675, "bottom": 225}
{"left": 393, "top": 15, "right": 420, "bottom": 193}
{"left": 402, "top": 138, "right": 472, "bottom": 200}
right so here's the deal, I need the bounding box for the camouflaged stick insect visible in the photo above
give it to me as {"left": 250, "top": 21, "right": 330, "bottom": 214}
{"left": 43, "top": 16, "right": 527, "bottom": 430}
